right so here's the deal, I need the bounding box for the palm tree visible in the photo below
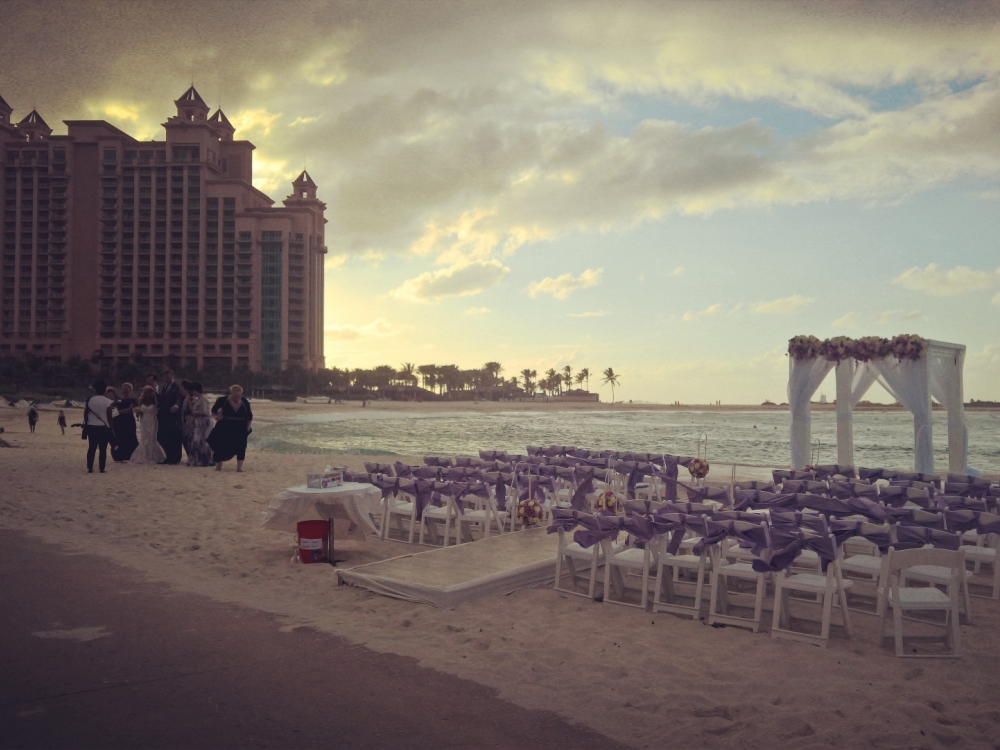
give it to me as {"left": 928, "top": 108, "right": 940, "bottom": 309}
{"left": 417, "top": 364, "right": 436, "bottom": 391}
{"left": 562, "top": 365, "right": 573, "bottom": 392}
{"left": 601, "top": 367, "right": 619, "bottom": 404}
{"left": 520, "top": 368, "right": 536, "bottom": 395}
{"left": 483, "top": 361, "right": 503, "bottom": 387}
{"left": 544, "top": 368, "right": 559, "bottom": 395}
{"left": 576, "top": 367, "right": 591, "bottom": 391}
{"left": 399, "top": 362, "right": 417, "bottom": 387}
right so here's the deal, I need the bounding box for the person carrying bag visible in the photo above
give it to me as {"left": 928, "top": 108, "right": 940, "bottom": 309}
{"left": 83, "top": 379, "right": 116, "bottom": 474}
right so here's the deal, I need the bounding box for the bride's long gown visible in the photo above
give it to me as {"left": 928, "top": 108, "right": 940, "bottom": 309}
{"left": 130, "top": 404, "right": 167, "bottom": 464}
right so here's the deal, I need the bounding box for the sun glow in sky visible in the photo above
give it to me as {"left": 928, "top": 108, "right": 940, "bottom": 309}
{"left": 3, "top": 1, "right": 999, "bottom": 402}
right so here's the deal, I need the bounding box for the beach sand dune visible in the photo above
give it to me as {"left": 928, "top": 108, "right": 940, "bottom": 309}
{"left": 3, "top": 403, "right": 1000, "bottom": 748}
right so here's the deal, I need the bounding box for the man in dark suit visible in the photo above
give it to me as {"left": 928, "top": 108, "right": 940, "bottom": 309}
{"left": 156, "top": 369, "right": 183, "bottom": 464}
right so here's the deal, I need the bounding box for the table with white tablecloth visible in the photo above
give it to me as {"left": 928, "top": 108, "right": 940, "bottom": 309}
{"left": 260, "top": 482, "right": 382, "bottom": 538}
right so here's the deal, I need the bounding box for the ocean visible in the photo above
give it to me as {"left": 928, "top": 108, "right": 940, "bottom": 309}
{"left": 250, "top": 408, "right": 1000, "bottom": 475}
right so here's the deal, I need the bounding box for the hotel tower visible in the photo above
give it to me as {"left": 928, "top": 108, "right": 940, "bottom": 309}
{"left": 0, "top": 87, "right": 326, "bottom": 372}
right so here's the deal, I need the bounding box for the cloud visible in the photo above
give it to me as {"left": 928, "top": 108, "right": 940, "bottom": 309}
{"left": 326, "top": 254, "right": 349, "bottom": 270}
{"left": 832, "top": 311, "right": 862, "bottom": 329}
{"left": 994, "top": 292, "right": 1000, "bottom": 305}
{"left": 666, "top": 266, "right": 685, "bottom": 277}
{"left": 528, "top": 268, "right": 603, "bottom": 299}
{"left": 894, "top": 263, "right": 1000, "bottom": 296}
{"left": 874, "top": 309, "right": 923, "bottom": 323}
{"left": 751, "top": 295, "right": 814, "bottom": 315}
{"left": 230, "top": 108, "right": 282, "bottom": 138}
{"left": 325, "top": 318, "right": 395, "bottom": 341}
{"left": 465, "top": 307, "right": 491, "bottom": 315}
{"left": 568, "top": 311, "right": 608, "bottom": 318}
{"left": 682, "top": 303, "right": 724, "bottom": 322}
{"left": 834, "top": 309, "right": 923, "bottom": 328}
{"left": 390, "top": 260, "right": 510, "bottom": 302}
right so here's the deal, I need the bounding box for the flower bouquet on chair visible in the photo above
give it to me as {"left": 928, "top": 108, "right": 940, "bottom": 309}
{"left": 516, "top": 498, "right": 544, "bottom": 527}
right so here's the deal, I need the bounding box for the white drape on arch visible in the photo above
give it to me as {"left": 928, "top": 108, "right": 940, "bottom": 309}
{"left": 789, "top": 356, "right": 834, "bottom": 469}
{"left": 928, "top": 346, "right": 969, "bottom": 473}
{"left": 871, "top": 356, "right": 934, "bottom": 474}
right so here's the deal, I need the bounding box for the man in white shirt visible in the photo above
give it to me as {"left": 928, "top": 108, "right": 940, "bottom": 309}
{"left": 84, "top": 379, "right": 116, "bottom": 473}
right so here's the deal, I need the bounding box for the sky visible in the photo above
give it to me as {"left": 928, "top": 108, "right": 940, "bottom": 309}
{"left": 2, "top": 0, "right": 999, "bottom": 403}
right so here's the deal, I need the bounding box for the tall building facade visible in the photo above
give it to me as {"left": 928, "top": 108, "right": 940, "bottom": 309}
{"left": 0, "top": 87, "right": 326, "bottom": 372}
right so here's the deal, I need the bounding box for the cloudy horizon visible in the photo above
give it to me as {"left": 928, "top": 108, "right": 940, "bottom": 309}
{"left": 3, "top": 0, "right": 998, "bottom": 403}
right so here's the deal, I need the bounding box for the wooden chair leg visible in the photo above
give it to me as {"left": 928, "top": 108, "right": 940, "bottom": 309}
{"left": 588, "top": 549, "right": 600, "bottom": 599}
{"left": 770, "top": 580, "right": 783, "bottom": 637}
{"left": 752, "top": 574, "right": 764, "bottom": 632}
{"left": 893, "top": 601, "right": 905, "bottom": 657}
{"left": 951, "top": 603, "right": 961, "bottom": 656}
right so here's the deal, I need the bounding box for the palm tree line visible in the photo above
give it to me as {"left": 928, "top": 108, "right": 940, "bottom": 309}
{"left": 0, "top": 351, "right": 621, "bottom": 402}
{"left": 329, "top": 362, "right": 617, "bottom": 399}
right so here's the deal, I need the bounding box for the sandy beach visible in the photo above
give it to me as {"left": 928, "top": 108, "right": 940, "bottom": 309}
{"left": 3, "top": 401, "right": 1000, "bottom": 749}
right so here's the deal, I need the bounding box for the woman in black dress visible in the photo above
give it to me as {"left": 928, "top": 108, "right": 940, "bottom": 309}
{"left": 111, "top": 382, "right": 139, "bottom": 462}
{"left": 208, "top": 384, "right": 253, "bottom": 472}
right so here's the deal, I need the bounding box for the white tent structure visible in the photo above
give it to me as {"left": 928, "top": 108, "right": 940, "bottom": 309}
{"left": 789, "top": 339, "right": 968, "bottom": 475}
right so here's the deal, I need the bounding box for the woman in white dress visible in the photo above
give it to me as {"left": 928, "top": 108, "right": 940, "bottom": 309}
{"left": 131, "top": 386, "right": 167, "bottom": 465}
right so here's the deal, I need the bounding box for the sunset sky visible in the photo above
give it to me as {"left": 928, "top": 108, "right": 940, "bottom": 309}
{"left": 3, "top": 1, "right": 999, "bottom": 403}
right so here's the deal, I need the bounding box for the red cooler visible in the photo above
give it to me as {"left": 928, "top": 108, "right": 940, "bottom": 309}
{"left": 296, "top": 520, "right": 330, "bottom": 564}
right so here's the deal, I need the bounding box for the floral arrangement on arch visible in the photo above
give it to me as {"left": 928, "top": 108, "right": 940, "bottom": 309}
{"left": 517, "top": 498, "right": 544, "bottom": 526}
{"left": 819, "top": 336, "right": 855, "bottom": 363}
{"left": 788, "top": 335, "right": 823, "bottom": 361}
{"left": 688, "top": 458, "right": 710, "bottom": 479}
{"left": 594, "top": 490, "right": 622, "bottom": 513}
{"left": 889, "top": 334, "right": 928, "bottom": 361}
{"left": 791, "top": 333, "right": 927, "bottom": 363}
{"left": 851, "top": 336, "right": 890, "bottom": 362}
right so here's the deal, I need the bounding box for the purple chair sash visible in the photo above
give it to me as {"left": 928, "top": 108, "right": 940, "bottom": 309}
{"left": 371, "top": 474, "right": 400, "bottom": 499}
{"left": 894, "top": 525, "right": 960, "bottom": 551}
{"left": 769, "top": 510, "right": 829, "bottom": 534}
{"left": 814, "top": 464, "right": 857, "bottom": 479}
{"left": 364, "top": 461, "right": 394, "bottom": 476}
{"left": 795, "top": 493, "right": 854, "bottom": 518}
{"left": 753, "top": 529, "right": 838, "bottom": 573}
{"left": 772, "top": 469, "right": 817, "bottom": 483}
{"left": 944, "top": 482, "right": 989, "bottom": 499}
{"left": 935, "top": 495, "right": 988, "bottom": 512}
{"left": 845, "top": 496, "right": 891, "bottom": 522}
{"left": 889, "top": 508, "right": 946, "bottom": 530}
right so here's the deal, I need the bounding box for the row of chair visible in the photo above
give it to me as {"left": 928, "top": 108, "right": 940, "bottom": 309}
{"left": 548, "top": 499, "right": 1000, "bottom": 657}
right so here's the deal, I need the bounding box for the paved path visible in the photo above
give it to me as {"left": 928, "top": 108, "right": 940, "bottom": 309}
{"left": 0, "top": 529, "right": 623, "bottom": 749}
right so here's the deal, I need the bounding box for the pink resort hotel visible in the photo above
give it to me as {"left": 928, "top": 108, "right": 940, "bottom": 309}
{"left": 0, "top": 87, "right": 327, "bottom": 372}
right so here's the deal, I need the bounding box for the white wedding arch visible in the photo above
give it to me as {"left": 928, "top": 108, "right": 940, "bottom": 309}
{"left": 788, "top": 336, "right": 968, "bottom": 475}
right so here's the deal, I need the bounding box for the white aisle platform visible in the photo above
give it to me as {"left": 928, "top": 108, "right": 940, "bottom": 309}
{"left": 337, "top": 528, "right": 558, "bottom": 609}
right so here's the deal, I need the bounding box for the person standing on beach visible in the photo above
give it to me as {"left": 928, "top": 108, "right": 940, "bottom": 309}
{"left": 156, "top": 369, "right": 183, "bottom": 464}
{"left": 57, "top": 410, "right": 67, "bottom": 435}
{"left": 208, "top": 384, "right": 253, "bottom": 472}
{"left": 111, "top": 383, "right": 139, "bottom": 462}
{"left": 27, "top": 406, "right": 38, "bottom": 433}
{"left": 131, "top": 386, "right": 166, "bottom": 465}
{"left": 84, "top": 380, "right": 115, "bottom": 474}
{"left": 186, "top": 382, "right": 214, "bottom": 467}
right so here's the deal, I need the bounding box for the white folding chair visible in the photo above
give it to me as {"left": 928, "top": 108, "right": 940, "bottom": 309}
{"left": 381, "top": 478, "right": 419, "bottom": 544}
{"left": 653, "top": 530, "right": 711, "bottom": 621}
{"left": 879, "top": 547, "right": 963, "bottom": 658}
{"left": 840, "top": 522, "right": 892, "bottom": 616}
{"left": 708, "top": 523, "right": 771, "bottom": 632}
{"left": 962, "top": 512, "right": 1000, "bottom": 600}
{"left": 603, "top": 536, "right": 655, "bottom": 609}
{"left": 771, "top": 534, "right": 853, "bottom": 648}
{"left": 553, "top": 527, "right": 606, "bottom": 600}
